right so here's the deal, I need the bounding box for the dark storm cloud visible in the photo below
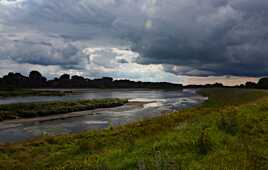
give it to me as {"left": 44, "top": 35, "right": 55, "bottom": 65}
{"left": 0, "top": 33, "right": 87, "bottom": 68}
{"left": 132, "top": 0, "right": 268, "bottom": 76}
{"left": 117, "top": 58, "right": 129, "bottom": 64}
{"left": 0, "top": 0, "right": 268, "bottom": 77}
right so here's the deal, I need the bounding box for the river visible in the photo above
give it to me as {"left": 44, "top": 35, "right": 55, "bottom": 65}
{"left": 0, "top": 89, "right": 207, "bottom": 143}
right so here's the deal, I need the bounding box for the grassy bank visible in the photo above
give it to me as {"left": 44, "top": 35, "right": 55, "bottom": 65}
{"left": 0, "top": 99, "right": 128, "bottom": 121}
{"left": 0, "top": 88, "right": 267, "bottom": 169}
{"left": 0, "top": 89, "right": 73, "bottom": 97}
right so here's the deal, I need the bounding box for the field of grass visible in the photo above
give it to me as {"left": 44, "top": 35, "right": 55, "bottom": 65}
{"left": 0, "top": 89, "right": 73, "bottom": 97}
{"left": 0, "top": 88, "right": 267, "bottom": 170}
{"left": 0, "top": 99, "right": 128, "bottom": 121}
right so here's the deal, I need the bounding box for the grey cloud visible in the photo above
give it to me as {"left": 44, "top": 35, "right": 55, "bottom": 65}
{"left": 117, "top": 59, "right": 128, "bottom": 64}
{"left": 129, "top": 0, "right": 268, "bottom": 76}
{"left": 0, "top": 33, "right": 87, "bottom": 68}
{"left": 163, "top": 65, "right": 215, "bottom": 77}
{"left": 0, "top": 0, "right": 267, "bottom": 77}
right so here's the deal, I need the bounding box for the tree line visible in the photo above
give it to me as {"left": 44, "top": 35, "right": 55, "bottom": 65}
{"left": 1, "top": 70, "right": 267, "bottom": 90}
{"left": 184, "top": 79, "right": 268, "bottom": 89}
{"left": 0, "top": 71, "right": 183, "bottom": 89}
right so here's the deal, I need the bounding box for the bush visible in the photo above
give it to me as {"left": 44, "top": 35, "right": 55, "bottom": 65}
{"left": 218, "top": 114, "right": 238, "bottom": 135}
{"left": 197, "top": 128, "right": 212, "bottom": 154}
{"left": 258, "top": 77, "right": 268, "bottom": 89}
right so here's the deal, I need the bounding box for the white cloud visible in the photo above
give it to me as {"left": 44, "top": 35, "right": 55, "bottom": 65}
{"left": 82, "top": 47, "right": 183, "bottom": 83}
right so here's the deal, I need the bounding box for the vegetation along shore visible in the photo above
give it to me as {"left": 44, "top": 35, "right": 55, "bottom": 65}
{"left": 0, "top": 88, "right": 267, "bottom": 169}
{"left": 0, "top": 99, "right": 128, "bottom": 121}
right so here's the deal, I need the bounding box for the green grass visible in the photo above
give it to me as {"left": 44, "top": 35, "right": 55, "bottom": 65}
{"left": 0, "top": 89, "right": 73, "bottom": 97}
{"left": 0, "top": 88, "right": 267, "bottom": 170}
{"left": 0, "top": 99, "right": 128, "bottom": 121}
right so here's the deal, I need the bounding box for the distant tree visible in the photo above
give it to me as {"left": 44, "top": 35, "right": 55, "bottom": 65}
{"left": 213, "top": 83, "right": 224, "bottom": 88}
{"left": 60, "top": 74, "right": 70, "bottom": 80}
{"left": 0, "top": 72, "right": 29, "bottom": 88}
{"left": 71, "top": 75, "right": 84, "bottom": 80}
{"left": 245, "top": 82, "right": 257, "bottom": 89}
{"left": 29, "top": 71, "right": 42, "bottom": 80}
{"left": 29, "top": 71, "right": 46, "bottom": 88}
{"left": 239, "top": 84, "right": 245, "bottom": 88}
{"left": 258, "top": 77, "right": 268, "bottom": 89}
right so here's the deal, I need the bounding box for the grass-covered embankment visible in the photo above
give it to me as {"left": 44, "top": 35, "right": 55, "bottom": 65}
{"left": 0, "top": 89, "right": 73, "bottom": 97}
{"left": 0, "top": 88, "right": 267, "bottom": 169}
{"left": 0, "top": 99, "right": 128, "bottom": 121}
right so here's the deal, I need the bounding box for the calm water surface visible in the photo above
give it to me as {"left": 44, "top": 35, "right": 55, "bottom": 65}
{"left": 0, "top": 89, "right": 207, "bottom": 143}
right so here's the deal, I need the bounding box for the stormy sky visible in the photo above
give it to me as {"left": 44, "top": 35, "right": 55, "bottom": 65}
{"left": 0, "top": 0, "right": 267, "bottom": 85}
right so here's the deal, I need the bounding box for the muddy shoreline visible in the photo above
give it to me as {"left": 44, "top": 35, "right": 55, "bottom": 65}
{"left": 0, "top": 102, "right": 147, "bottom": 131}
{"left": 0, "top": 89, "right": 207, "bottom": 144}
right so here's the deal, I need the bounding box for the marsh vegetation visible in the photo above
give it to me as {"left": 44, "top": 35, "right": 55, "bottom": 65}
{"left": 0, "top": 98, "right": 128, "bottom": 121}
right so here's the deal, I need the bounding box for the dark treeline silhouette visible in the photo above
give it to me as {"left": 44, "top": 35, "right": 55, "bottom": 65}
{"left": 184, "top": 83, "right": 225, "bottom": 89}
{"left": 184, "top": 79, "right": 268, "bottom": 89}
{"left": 1, "top": 71, "right": 268, "bottom": 90}
{"left": 226, "top": 79, "right": 268, "bottom": 89}
{"left": 0, "top": 71, "right": 182, "bottom": 89}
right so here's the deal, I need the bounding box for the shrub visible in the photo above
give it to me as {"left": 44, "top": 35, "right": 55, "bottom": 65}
{"left": 197, "top": 128, "right": 212, "bottom": 154}
{"left": 218, "top": 114, "right": 238, "bottom": 135}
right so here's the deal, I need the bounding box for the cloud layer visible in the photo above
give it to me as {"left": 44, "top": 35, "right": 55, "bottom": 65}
{"left": 0, "top": 0, "right": 267, "bottom": 83}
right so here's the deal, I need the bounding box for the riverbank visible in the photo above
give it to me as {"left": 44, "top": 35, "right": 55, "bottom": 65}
{"left": 0, "top": 99, "right": 128, "bottom": 121}
{"left": 0, "top": 101, "right": 145, "bottom": 132}
{"left": 0, "top": 88, "right": 267, "bottom": 169}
